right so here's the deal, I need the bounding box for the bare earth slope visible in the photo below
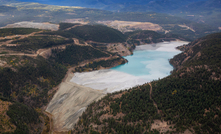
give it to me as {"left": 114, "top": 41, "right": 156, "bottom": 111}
{"left": 2, "top": 21, "right": 59, "bottom": 31}
{"left": 45, "top": 72, "right": 105, "bottom": 132}
{"left": 97, "top": 20, "right": 163, "bottom": 33}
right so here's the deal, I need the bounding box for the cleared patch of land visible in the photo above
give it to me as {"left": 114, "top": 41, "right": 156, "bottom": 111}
{"left": 97, "top": 20, "right": 163, "bottom": 33}
{"left": 2, "top": 21, "right": 59, "bottom": 31}
{"left": 106, "top": 43, "right": 132, "bottom": 56}
{"left": 63, "top": 19, "right": 89, "bottom": 25}
{"left": 151, "top": 120, "right": 173, "bottom": 133}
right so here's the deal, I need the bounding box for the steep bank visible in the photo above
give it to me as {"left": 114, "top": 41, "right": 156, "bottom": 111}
{"left": 46, "top": 72, "right": 105, "bottom": 132}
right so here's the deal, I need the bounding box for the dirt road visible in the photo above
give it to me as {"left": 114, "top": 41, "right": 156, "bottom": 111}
{"left": 149, "top": 83, "right": 160, "bottom": 114}
{"left": 0, "top": 53, "right": 37, "bottom": 57}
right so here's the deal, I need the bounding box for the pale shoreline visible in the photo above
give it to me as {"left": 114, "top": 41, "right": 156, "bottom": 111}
{"left": 70, "top": 69, "right": 147, "bottom": 93}
{"left": 135, "top": 41, "right": 188, "bottom": 52}
{"left": 70, "top": 41, "right": 189, "bottom": 93}
{"left": 46, "top": 41, "right": 189, "bottom": 132}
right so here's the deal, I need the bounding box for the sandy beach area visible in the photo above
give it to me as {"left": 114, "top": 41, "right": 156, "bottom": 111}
{"left": 70, "top": 69, "right": 147, "bottom": 93}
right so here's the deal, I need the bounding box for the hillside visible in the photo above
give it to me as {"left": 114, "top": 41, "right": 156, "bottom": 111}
{"left": 173, "top": 0, "right": 221, "bottom": 28}
{"left": 0, "top": 97, "right": 42, "bottom": 134}
{"left": 0, "top": 28, "right": 41, "bottom": 37}
{"left": 0, "top": 56, "right": 67, "bottom": 133}
{"left": 72, "top": 32, "right": 221, "bottom": 133}
{"left": 45, "top": 24, "right": 126, "bottom": 43}
{"left": 125, "top": 30, "right": 189, "bottom": 45}
{"left": 1, "top": 24, "right": 131, "bottom": 56}
{"left": 0, "top": 25, "right": 129, "bottom": 133}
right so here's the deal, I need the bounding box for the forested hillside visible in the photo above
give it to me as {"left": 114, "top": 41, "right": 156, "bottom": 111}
{"left": 9, "top": 36, "right": 73, "bottom": 52}
{"left": 50, "top": 45, "right": 111, "bottom": 66}
{"left": 0, "top": 28, "right": 41, "bottom": 37}
{"left": 0, "top": 25, "right": 130, "bottom": 133}
{"left": 0, "top": 56, "right": 67, "bottom": 133}
{"left": 44, "top": 24, "right": 126, "bottom": 43}
{"left": 73, "top": 32, "right": 221, "bottom": 133}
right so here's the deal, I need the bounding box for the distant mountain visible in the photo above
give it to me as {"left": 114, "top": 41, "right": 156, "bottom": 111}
{"left": 181, "top": 0, "right": 221, "bottom": 11}
{"left": 3, "top": 0, "right": 220, "bottom": 28}
{"left": 120, "top": 0, "right": 207, "bottom": 12}
{"left": 0, "top": 0, "right": 219, "bottom": 40}
{"left": 174, "top": 0, "right": 221, "bottom": 28}
{"left": 120, "top": 0, "right": 221, "bottom": 28}
{"left": 13, "top": 0, "right": 205, "bottom": 11}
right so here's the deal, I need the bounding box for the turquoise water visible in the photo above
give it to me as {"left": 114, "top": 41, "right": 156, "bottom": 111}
{"left": 111, "top": 44, "right": 182, "bottom": 81}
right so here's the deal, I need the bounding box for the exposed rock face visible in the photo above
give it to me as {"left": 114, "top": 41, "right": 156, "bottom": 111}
{"left": 46, "top": 73, "right": 105, "bottom": 132}
{"left": 3, "top": 21, "right": 59, "bottom": 31}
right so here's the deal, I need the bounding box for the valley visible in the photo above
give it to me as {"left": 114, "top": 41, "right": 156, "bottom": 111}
{"left": 0, "top": 0, "right": 221, "bottom": 134}
{"left": 0, "top": 21, "right": 190, "bottom": 133}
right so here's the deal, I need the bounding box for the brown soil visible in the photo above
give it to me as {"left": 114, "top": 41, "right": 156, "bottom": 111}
{"left": 106, "top": 43, "right": 132, "bottom": 56}
{"left": 149, "top": 83, "right": 160, "bottom": 114}
{"left": 111, "top": 91, "right": 127, "bottom": 99}
{"left": 151, "top": 120, "right": 173, "bottom": 133}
